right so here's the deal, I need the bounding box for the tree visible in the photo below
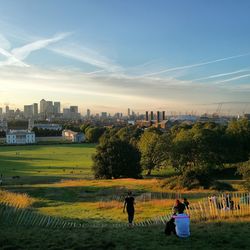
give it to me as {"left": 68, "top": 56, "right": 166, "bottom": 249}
{"left": 170, "top": 125, "right": 225, "bottom": 188}
{"left": 224, "top": 119, "right": 250, "bottom": 163}
{"left": 138, "top": 131, "right": 161, "bottom": 175}
{"left": 92, "top": 137, "right": 141, "bottom": 179}
{"left": 116, "top": 126, "right": 142, "bottom": 146}
{"left": 85, "top": 127, "right": 106, "bottom": 143}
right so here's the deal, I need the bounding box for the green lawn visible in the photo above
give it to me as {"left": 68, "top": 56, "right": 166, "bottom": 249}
{"left": 0, "top": 144, "right": 96, "bottom": 182}
{"left": 0, "top": 144, "right": 249, "bottom": 249}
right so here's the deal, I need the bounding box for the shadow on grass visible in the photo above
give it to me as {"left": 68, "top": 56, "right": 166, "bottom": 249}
{"left": 0, "top": 215, "right": 250, "bottom": 250}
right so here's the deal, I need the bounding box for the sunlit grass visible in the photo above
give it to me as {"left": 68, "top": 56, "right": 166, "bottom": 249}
{"left": 0, "top": 190, "right": 34, "bottom": 208}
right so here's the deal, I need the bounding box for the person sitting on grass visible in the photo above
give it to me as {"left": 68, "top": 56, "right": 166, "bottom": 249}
{"left": 165, "top": 203, "right": 190, "bottom": 238}
{"left": 123, "top": 191, "right": 135, "bottom": 227}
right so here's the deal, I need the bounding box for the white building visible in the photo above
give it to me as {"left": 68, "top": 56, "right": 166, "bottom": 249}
{"left": 62, "top": 130, "right": 85, "bottom": 143}
{"left": 6, "top": 130, "right": 36, "bottom": 144}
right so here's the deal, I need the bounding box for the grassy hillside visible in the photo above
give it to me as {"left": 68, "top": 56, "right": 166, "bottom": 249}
{"left": 1, "top": 217, "right": 250, "bottom": 250}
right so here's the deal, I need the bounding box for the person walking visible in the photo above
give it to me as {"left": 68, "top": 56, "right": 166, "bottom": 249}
{"left": 123, "top": 191, "right": 135, "bottom": 226}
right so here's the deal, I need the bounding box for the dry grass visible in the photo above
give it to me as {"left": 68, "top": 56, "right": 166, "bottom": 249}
{"left": 0, "top": 190, "right": 34, "bottom": 208}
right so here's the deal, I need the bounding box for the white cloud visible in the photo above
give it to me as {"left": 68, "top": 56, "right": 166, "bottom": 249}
{"left": 49, "top": 43, "right": 122, "bottom": 72}
{"left": 0, "top": 32, "right": 70, "bottom": 67}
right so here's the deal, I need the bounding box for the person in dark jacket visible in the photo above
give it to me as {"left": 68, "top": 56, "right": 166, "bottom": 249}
{"left": 123, "top": 191, "right": 135, "bottom": 226}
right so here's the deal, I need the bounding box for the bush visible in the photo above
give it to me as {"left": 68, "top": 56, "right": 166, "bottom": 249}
{"left": 210, "top": 181, "right": 234, "bottom": 191}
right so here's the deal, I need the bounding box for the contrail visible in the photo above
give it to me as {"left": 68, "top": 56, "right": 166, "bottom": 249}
{"left": 0, "top": 32, "right": 70, "bottom": 67}
{"left": 192, "top": 69, "right": 249, "bottom": 82}
{"left": 138, "top": 53, "right": 250, "bottom": 77}
{"left": 215, "top": 74, "right": 250, "bottom": 84}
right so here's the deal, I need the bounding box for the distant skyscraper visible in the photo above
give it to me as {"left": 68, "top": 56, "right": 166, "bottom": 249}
{"left": 63, "top": 108, "right": 70, "bottom": 119}
{"left": 145, "top": 111, "right": 149, "bottom": 121}
{"left": 0, "top": 107, "right": 2, "bottom": 115}
{"left": 87, "top": 109, "right": 90, "bottom": 118}
{"left": 46, "top": 101, "right": 53, "bottom": 114}
{"left": 128, "top": 108, "right": 131, "bottom": 117}
{"left": 24, "top": 105, "right": 34, "bottom": 118}
{"left": 54, "top": 102, "right": 61, "bottom": 114}
{"left": 70, "top": 106, "right": 78, "bottom": 113}
{"left": 33, "top": 103, "right": 38, "bottom": 117}
{"left": 40, "top": 99, "right": 47, "bottom": 113}
{"left": 157, "top": 111, "right": 160, "bottom": 122}
{"left": 5, "top": 105, "right": 9, "bottom": 114}
{"left": 150, "top": 111, "right": 154, "bottom": 121}
{"left": 162, "top": 111, "right": 165, "bottom": 120}
{"left": 101, "top": 112, "right": 107, "bottom": 118}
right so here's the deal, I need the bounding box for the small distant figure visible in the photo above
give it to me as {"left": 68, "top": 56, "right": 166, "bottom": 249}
{"left": 165, "top": 203, "right": 190, "bottom": 238}
{"left": 0, "top": 173, "right": 3, "bottom": 186}
{"left": 183, "top": 198, "right": 190, "bottom": 209}
{"left": 123, "top": 191, "right": 135, "bottom": 226}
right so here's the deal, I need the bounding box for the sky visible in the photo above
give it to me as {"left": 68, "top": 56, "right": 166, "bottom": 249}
{"left": 0, "top": 0, "right": 250, "bottom": 115}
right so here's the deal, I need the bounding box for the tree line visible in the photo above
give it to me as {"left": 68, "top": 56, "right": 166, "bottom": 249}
{"left": 92, "top": 119, "right": 250, "bottom": 190}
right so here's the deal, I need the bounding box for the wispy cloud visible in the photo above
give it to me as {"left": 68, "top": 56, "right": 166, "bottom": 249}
{"left": 138, "top": 53, "right": 250, "bottom": 77}
{"left": 215, "top": 74, "right": 250, "bottom": 84}
{"left": 49, "top": 43, "right": 122, "bottom": 72}
{"left": 0, "top": 32, "right": 70, "bottom": 67}
{"left": 192, "top": 69, "right": 250, "bottom": 82}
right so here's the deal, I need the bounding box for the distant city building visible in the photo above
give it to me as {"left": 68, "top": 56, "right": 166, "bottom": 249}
{"left": 101, "top": 112, "right": 107, "bottom": 118}
{"left": 70, "top": 106, "right": 78, "bottom": 113}
{"left": 40, "top": 99, "right": 47, "bottom": 114}
{"left": 6, "top": 130, "right": 35, "bottom": 144}
{"left": 5, "top": 105, "right": 9, "bottom": 114}
{"left": 62, "top": 129, "right": 85, "bottom": 143}
{"left": 87, "top": 109, "right": 91, "bottom": 118}
{"left": 162, "top": 111, "right": 166, "bottom": 120}
{"left": 0, "top": 107, "right": 2, "bottom": 116}
{"left": 157, "top": 111, "right": 160, "bottom": 122}
{"left": 150, "top": 111, "right": 154, "bottom": 121}
{"left": 24, "top": 103, "right": 39, "bottom": 118}
{"left": 46, "top": 101, "right": 53, "bottom": 115}
{"left": 24, "top": 105, "right": 34, "bottom": 118}
{"left": 53, "top": 102, "right": 61, "bottom": 114}
{"left": 33, "top": 103, "right": 38, "bottom": 117}
{"left": 128, "top": 108, "right": 131, "bottom": 117}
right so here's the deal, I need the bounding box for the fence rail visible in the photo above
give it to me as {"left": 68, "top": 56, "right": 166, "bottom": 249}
{"left": 0, "top": 192, "right": 250, "bottom": 229}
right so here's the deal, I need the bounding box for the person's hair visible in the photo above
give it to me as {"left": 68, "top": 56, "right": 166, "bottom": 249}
{"left": 128, "top": 191, "right": 132, "bottom": 196}
{"left": 177, "top": 203, "right": 186, "bottom": 214}
{"left": 184, "top": 198, "right": 187, "bottom": 201}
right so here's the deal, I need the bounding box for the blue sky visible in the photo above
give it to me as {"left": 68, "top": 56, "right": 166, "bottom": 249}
{"left": 0, "top": 0, "right": 250, "bottom": 114}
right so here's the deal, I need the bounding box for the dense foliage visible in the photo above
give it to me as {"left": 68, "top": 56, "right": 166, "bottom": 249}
{"left": 92, "top": 137, "right": 141, "bottom": 179}
{"left": 92, "top": 119, "right": 250, "bottom": 188}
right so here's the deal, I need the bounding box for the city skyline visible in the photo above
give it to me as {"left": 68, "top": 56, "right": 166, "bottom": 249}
{"left": 0, "top": 1, "right": 250, "bottom": 114}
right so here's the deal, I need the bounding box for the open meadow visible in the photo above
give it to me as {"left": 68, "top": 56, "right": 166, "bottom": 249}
{"left": 0, "top": 144, "right": 249, "bottom": 249}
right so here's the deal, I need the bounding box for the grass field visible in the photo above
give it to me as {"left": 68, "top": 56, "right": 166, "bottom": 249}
{"left": 0, "top": 144, "right": 216, "bottom": 223}
{"left": 1, "top": 217, "right": 250, "bottom": 250}
{"left": 0, "top": 144, "right": 249, "bottom": 249}
{"left": 0, "top": 144, "right": 96, "bottom": 181}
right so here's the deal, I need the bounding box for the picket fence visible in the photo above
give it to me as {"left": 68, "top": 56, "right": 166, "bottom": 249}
{"left": 0, "top": 192, "right": 249, "bottom": 229}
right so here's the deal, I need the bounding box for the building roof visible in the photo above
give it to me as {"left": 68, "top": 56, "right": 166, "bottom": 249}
{"left": 7, "top": 129, "right": 35, "bottom": 135}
